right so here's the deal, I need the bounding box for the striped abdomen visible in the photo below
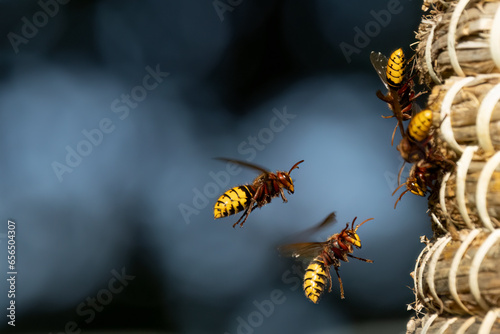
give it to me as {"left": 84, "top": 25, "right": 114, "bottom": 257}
{"left": 303, "top": 257, "right": 329, "bottom": 304}
{"left": 386, "top": 48, "right": 406, "bottom": 88}
{"left": 214, "top": 185, "right": 254, "bottom": 219}
{"left": 408, "top": 109, "right": 432, "bottom": 142}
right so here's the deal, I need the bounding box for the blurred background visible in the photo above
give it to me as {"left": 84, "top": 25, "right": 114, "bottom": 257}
{"left": 0, "top": 0, "right": 432, "bottom": 333}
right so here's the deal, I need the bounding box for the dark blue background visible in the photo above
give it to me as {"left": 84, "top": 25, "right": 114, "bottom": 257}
{"left": 0, "top": 1, "right": 431, "bottom": 333}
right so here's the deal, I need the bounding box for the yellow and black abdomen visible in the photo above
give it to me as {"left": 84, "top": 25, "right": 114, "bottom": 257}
{"left": 408, "top": 109, "right": 433, "bottom": 142}
{"left": 303, "top": 257, "right": 329, "bottom": 304}
{"left": 386, "top": 48, "right": 406, "bottom": 88}
{"left": 214, "top": 185, "right": 254, "bottom": 219}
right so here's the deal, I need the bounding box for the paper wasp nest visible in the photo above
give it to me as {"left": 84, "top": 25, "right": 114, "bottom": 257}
{"left": 406, "top": 0, "right": 500, "bottom": 332}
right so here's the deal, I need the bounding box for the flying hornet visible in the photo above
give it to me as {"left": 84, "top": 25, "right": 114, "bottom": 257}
{"left": 370, "top": 48, "right": 424, "bottom": 145}
{"left": 213, "top": 158, "right": 304, "bottom": 228}
{"left": 279, "top": 212, "right": 373, "bottom": 303}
